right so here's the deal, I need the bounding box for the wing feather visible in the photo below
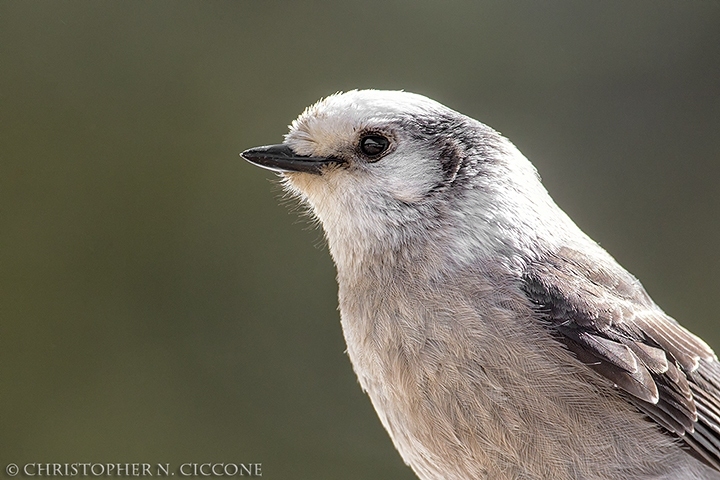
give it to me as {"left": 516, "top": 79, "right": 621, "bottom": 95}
{"left": 628, "top": 341, "right": 668, "bottom": 374}
{"left": 522, "top": 246, "right": 720, "bottom": 470}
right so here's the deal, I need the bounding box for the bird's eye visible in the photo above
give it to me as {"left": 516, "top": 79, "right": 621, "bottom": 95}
{"left": 359, "top": 134, "right": 390, "bottom": 160}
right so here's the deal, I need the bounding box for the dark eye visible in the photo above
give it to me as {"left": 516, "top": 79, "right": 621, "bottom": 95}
{"left": 359, "top": 135, "right": 390, "bottom": 160}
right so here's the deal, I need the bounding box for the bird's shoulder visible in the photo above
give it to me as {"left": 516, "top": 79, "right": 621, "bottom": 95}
{"left": 520, "top": 246, "right": 720, "bottom": 470}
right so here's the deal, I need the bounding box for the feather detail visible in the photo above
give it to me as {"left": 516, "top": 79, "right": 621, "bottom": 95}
{"left": 522, "top": 246, "right": 720, "bottom": 470}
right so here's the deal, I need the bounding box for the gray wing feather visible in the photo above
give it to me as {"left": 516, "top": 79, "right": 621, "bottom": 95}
{"left": 522, "top": 246, "right": 720, "bottom": 470}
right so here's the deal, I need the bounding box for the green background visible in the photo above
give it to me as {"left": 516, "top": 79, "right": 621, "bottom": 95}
{"left": 2, "top": 2, "right": 719, "bottom": 478}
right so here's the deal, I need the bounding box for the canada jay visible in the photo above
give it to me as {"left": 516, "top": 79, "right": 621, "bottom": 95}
{"left": 241, "top": 90, "right": 720, "bottom": 479}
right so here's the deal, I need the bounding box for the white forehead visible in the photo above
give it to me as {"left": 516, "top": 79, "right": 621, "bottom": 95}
{"left": 284, "top": 90, "right": 445, "bottom": 157}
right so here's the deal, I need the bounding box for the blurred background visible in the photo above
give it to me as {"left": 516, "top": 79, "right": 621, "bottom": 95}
{"left": 1, "top": 1, "right": 719, "bottom": 478}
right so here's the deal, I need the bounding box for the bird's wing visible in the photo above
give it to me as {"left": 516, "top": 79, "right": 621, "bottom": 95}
{"left": 521, "top": 246, "right": 720, "bottom": 470}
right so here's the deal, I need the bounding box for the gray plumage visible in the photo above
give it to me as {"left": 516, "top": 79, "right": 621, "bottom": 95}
{"left": 242, "top": 90, "right": 720, "bottom": 479}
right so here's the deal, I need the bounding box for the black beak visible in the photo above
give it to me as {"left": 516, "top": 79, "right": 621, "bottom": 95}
{"left": 241, "top": 144, "right": 338, "bottom": 174}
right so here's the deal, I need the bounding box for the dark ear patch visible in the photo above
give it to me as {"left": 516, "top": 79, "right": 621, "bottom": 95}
{"left": 438, "top": 138, "right": 465, "bottom": 184}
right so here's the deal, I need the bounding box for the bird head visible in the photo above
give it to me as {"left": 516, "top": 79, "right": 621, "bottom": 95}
{"left": 242, "top": 90, "right": 572, "bottom": 268}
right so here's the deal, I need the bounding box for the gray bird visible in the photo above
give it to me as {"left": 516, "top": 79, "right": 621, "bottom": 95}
{"left": 241, "top": 90, "right": 720, "bottom": 479}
